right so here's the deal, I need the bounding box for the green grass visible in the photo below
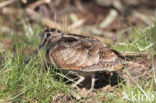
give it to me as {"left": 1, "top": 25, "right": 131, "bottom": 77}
{"left": 0, "top": 22, "right": 156, "bottom": 102}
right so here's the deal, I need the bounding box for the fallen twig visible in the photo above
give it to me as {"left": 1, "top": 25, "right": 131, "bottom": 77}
{"left": 99, "top": 9, "right": 118, "bottom": 29}
{"left": 0, "top": 0, "right": 16, "bottom": 8}
{"left": 133, "top": 11, "right": 152, "bottom": 25}
{"left": 2, "top": 7, "right": 22, "bottom": 15}
{"left": 27, "top": 0, "right": 51, "bottom": 10}
{"left": 25, "top": 8, "right": 106, "bottom": 41}
{"left": 69, "top": 19, "right": 85, "bottom": 28}
{"left": 25, "top": 8, "right": 81, "bottom": 34}
{"left": 121, "top": 52, "right": 148, "bottom": 57}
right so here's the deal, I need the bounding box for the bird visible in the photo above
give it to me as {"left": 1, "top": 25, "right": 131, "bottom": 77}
{"left": 28, "top": 28, "right": 126, "bottom": 93}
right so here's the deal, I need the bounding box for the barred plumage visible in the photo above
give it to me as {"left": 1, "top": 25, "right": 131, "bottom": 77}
{"left": 32, "top": 28, "right": 126, "bottom": 93}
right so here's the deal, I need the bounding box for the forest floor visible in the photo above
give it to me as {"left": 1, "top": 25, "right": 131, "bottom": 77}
{"left": 0, "top": 0, "right": 156, "bottom": 102}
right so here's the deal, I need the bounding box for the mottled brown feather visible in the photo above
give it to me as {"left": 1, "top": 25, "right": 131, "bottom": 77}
{"left": 28, "top": 28, "right": 127, "bottom": 92}
{"left": 46, "top": 34, "right": 126, "bottom": 72}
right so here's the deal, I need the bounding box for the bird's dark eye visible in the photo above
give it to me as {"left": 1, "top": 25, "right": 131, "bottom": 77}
{"left": 47, "top": 33, "right": 51, "bottom": 37}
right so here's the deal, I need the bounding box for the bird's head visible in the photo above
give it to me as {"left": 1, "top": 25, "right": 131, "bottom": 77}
{"left": 39, "top": 28, "right": 63, "bottom": 49}
{"left": 25, "top": 28, "right": 63, "bottom": 63}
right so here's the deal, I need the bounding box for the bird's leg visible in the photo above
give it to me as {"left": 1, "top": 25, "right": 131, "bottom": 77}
{"left": 72, "top": 75, "right": 85, "bottom": 90}
{"left": 88, "top": 74, "right": 96, "bottom": 93}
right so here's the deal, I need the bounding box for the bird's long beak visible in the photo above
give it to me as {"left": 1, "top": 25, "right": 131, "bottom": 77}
{"left": 31, "top": 35, "right": 48, "bottom": 57}
{"left": 25, "top": 43, "right": 44, "bottom": 64}
{"left": 25, "top": 31, "right": 48, "bottom": 64}
{"left": 32, "top": 44, "right": 44, "bottom": 56}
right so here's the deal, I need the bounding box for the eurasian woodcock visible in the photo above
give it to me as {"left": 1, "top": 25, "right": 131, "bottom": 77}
{"left": 29, "top": 28, "right": 126, "bottom": 92}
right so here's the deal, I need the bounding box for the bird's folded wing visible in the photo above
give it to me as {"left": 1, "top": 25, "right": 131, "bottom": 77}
{"left": 51, "top": 37, "right": 125, "bottom": 71}
{"left": 82, "top": 47, "right": 126, "bottom": 72}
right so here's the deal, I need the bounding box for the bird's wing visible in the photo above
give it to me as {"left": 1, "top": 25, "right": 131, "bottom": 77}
{"left": 51, "top": 37, "right": 125, "bottom": 72}
{"left": 82, "top": 47, "right": 126, "bottom": 72}
{"left": 51, "top": 37, "right": 99, "bottom": 70}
